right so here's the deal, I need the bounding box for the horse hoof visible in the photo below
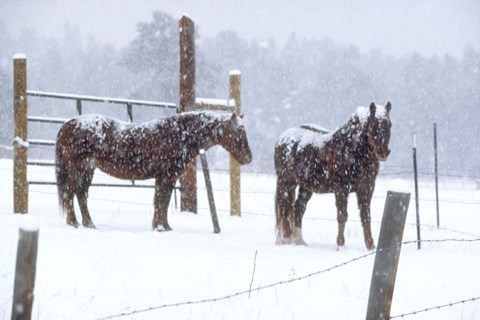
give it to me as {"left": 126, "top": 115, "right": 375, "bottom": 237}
{"left": 293, "top": 239, "right": 308, "bottom": 246}
{"left": 275, "top": 237, "right": 293, "bottom": 245}
{"left": 292, "top": 227, "right": 308, "bottom": 246}
{"left": 366, "top": 241, "right": 376, "bottom": 251}
{"left": 83, "top": 221, "right": 96, "bottom": 229}
{"left": 336, "top": 235, "right": 345, "bottom": 247}
{"left": 155, "top": 225, "right": 172, "bottom": 232}
{"left": 67, "top": 220, "right": 79, "bottom": 228}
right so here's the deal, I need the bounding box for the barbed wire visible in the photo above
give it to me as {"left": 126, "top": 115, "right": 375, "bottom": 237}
{"left": 5, "top": 174, "right": 480, "bottom": 318}
{"left": 94, "top": 238, "right": 479, "bottom": 320}
{"left": 2, "top": 141, "right": 480, "bottom": 179}
{"left": 390, "top": 296, "right": 480, "bottom": 319}
{"left": 94, "top": 250, "right": 377, "bottom": 320}
{"left": 25, "top": 176, "right": 480, "bottom": 206}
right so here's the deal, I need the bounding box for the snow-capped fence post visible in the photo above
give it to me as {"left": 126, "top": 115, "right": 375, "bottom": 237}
{"left": 229, "top": 71, "right": 242, "bottom": 216}
{"left": 11, "top": 227, "right": 39, "bottom": 320}
{"left": 179, "top": 15, "right": 197, "bottom": 214}
{"left": 13, "top": 54, "right": 29, "bottom": 214}
{"left": 366, "top": 191, "right": 411, "bottom": 320}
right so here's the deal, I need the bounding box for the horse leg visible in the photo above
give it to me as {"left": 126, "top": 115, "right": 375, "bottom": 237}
{"left": 152, "top": 179, "right": 175, "bottom": 231}
{"left": 77, "top": 168, "right": 95, "bottom": 229}
{"left": 357, "top": 189, "right": 375, "bottom": 250}
{"left": 292, "top": 186, "right": 312, "bottom": 246}
{"left": 56, "top": 153, "right": 78, "bottom": 228}
{"left": 63, "top": 190, "right": 79, "bottom": 228}
{"left": 275, "top": 178, "right": 296, "bottom": 245}
{"left": 335, "top": 191, "right": 349, "bottom": 248}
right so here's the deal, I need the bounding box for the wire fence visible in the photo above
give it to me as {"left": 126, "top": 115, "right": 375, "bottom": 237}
{"left": 389, "top": 296, "right": 480, "bottom": 319}
{"left": 1, "top": 163, "right": 479, "bottom": 319}
{"left": 93, "top": 238, "right": 480, "bottom": 320}
{"left": 2, "top": 136, "right": 480, "bottom": 180}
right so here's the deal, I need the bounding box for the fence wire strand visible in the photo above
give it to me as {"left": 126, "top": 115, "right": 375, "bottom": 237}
{"left": 94, "top": 250, "right": 376, "bottom": 320}
{"left": 94, "top": 238, "right": 480, "bottom": 320}
{"left": 390, "top": 296, "right": 480, "bottom": 319}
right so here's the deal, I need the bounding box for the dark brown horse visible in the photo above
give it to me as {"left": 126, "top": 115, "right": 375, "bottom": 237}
{"left": 274, "top": 102, "right": 392, "bottom": 250}
{"left": 55, "top": 111, "right": 252, "bottom": 230}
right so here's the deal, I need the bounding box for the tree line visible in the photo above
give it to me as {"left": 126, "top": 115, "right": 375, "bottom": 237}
{"left": 1, "top": 12, "right": 479, "bottom": 177}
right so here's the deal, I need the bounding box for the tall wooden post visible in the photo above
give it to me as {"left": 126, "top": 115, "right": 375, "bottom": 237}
{"left": 179, "top": 15, "right": 197, "bottom": 213}
{"left": 433, "top": 123, "right": 440, "bottom": 227}
{"left": 13, "top": 54, "right": 28, "bottom": 214}
{"left": 412, "top": 132, "right": 421, "bottom": 250}
{"left": 229, "top": 71, "right": 242, "bottom": 216}
{"left": 366, "top": 191, "right": 411, "bottom": 320}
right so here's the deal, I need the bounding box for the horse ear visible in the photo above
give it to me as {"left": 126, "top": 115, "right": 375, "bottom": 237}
{"left": 239, "top": 113, "right": 245, "bottom": 119}
{"left": 230, "top": 112, "right": 237, "bottom": 122}
{"left": 369, "top": 102, "right": 376, "bottom": 117}
{"left": 385, "top": 101, "right": 392, "bottom": 114}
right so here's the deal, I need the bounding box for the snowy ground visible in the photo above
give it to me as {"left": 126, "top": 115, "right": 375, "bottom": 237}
{"left": 0, "top": 158, "right": 479, "bottom": 319}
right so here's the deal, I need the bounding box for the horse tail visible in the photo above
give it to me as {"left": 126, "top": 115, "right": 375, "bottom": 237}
{"left": 55, "top": 138, "right": 68, "bottom": 215}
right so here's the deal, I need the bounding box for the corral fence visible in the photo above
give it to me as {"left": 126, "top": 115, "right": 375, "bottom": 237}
{"left": 12, "top": 15, "right": 245, "bottom": 217}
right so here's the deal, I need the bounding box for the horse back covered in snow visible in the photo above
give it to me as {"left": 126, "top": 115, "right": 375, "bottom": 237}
{"left": 55, "top": 111, "right": 252, "bottom": 231}
{"left": 274, "top": 102, "right": 392, "bottom": 250}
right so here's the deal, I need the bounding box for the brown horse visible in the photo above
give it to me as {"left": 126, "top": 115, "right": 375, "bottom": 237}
{"left": 274, "top": 102, "right": 392, "bottom": 250}
{"left": 55, "top": 111, "right": 252, "bottom": 230}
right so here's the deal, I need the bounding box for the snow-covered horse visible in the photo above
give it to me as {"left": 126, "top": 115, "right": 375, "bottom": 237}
{"left": 274, "top": 102, "right": 392, "bottom": 250}
{"left": 55, "top": 111, "right": 252, "bottom": 230}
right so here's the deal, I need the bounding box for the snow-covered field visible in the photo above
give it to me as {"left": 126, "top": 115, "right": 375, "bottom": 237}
{"left": 1, "top": 158, "right": 479, "bottom": 319}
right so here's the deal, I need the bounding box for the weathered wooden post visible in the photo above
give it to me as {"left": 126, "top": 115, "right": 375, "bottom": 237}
{"left": 13, "top": 54, "right": 29, "bottom": 214}
{"left": 12, "top": 227, "right": 39, "bottom": 320}
{"left": 199, "top": 149, "right": 220, "bottom": 233}
{"left": 179, "top": 15, "right": 197, "bottom": 213}
{"left": 229, "top": 70, "right": 242, "bottom": 216}
{"left": 433, "top": 123, "right": 440, "bottom": 227}
{"left": 366, "top": 191, "right": 411, "bottom": 320}
{"left": 412, "top": 132, "right": 421, "bottom": 250}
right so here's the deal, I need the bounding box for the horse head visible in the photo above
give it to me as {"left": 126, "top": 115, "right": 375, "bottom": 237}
{"left": 365, "top": 101, "right": 392, "bottom": 161}
{"left": 220, "top": 113, "right": 253, "bottom": 165}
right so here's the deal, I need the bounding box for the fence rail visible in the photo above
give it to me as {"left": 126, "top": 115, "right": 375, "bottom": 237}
{"left": 27, "top": 90, "right": 177, "bottom": 110}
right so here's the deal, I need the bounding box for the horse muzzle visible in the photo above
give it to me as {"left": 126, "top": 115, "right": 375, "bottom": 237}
{"left": 239, "top": 152, "right": 253, "bottom": 165}
{"left": 376, "top": 148, "right": 390, "bottom": 161}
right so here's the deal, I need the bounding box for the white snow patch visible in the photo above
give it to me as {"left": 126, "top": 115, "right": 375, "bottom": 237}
{"left": 196, "top": 97, "right": 235, "bottom": 108}
{"left": 387, "top": 178, "right": 411, "bottom": 193}
{"left": 355, "top": 103, "right": 390, "bottom": 125}
{"left": 229, "top": 70, "right": 241, "bottom": 76}
{"left": 18, "top": 215, "right": 39, "bottom": 232}
{"left": 13, "top": 53, "right": 26, "bottom": 59}
{"left": 13, "top": 137, "right": 29, "bottom": 148}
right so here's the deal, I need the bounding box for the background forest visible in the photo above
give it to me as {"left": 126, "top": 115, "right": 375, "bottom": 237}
{"left": 1, "top": 11, "right": 479, "bottom": 177}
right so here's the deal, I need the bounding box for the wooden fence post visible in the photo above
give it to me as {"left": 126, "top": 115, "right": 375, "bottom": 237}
{"left": 433, "top": 123, "right": 440, "bottom": 227}
{"left": 12, "top": 227, "right": 39, "bottom": 320}
{"left": 412, "top": 132, "right": 421, "bottom": 250}
{"left": 199, "top": 150, "right": 220, "bottom": 233}
{"left": 13, "top": 54, "right": 28, "bottom": 214}
{"left": 229, "top": 71, "right": 241, "bottom": 216}
{"left": 179, "top": 15, "right": 197, "bottom": 213}
{"left": 366, "top": 191, "right": 411, "bottom": 320}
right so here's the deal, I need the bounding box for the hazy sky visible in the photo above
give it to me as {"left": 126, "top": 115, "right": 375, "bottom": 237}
{"left": 1, "top": 0, "right": 479, "bottom": 57}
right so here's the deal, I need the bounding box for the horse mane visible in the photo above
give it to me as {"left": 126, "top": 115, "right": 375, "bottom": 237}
{"left": 328, "top": 112, "right": 365, "bottom": 150}
{"left": 299, "top": 124, "right": 330, "bottom": 134}
{"left": 145, "top": 111, "right": 234, "bottom": 139}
